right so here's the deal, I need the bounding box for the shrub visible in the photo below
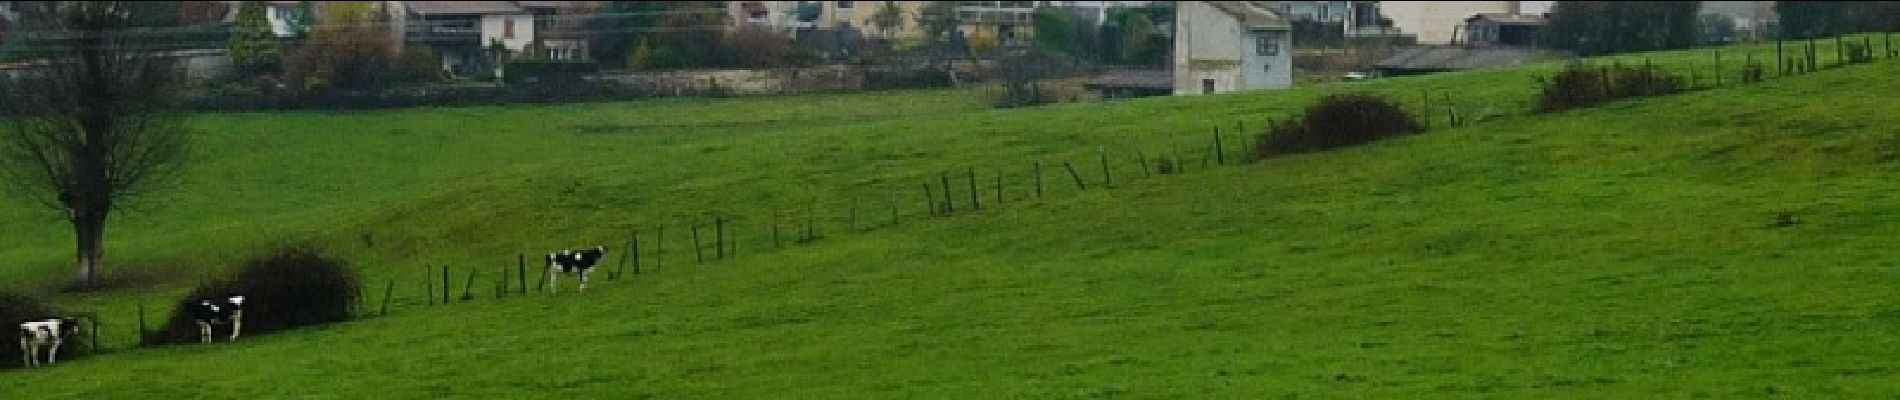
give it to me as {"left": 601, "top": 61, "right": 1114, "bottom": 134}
{"left": 146, "top": 247, "right": 358, "bottom": 345}
{"left": 1, "top": 291, "right": 90, "bottom": 368}
{"left": 1741, "top": 60, "right": 1765, "bottom": 83}
{"left": 285, "top": 24, "right": 441, "bottom": 91}
{"left": 1533, "top": 62, "right": 1686, "bottom": 113}
{"left": 1846, "top": 42, "right": 1875, "bottom": 64}
{"left": 1255, "top": 93, "right": 1423, "bottom": 157}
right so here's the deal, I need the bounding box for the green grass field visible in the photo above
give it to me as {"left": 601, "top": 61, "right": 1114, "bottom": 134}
{"left": 6, "top": 36, "right": 1900, "bottom": 398}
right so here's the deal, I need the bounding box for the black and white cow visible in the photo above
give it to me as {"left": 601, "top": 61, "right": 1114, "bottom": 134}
{"left": 187, "top": 295, "right": 246, "bottom": 343}
{"left": 546, "top": 246, "right": 606, "bottom": 294}
{"left": 17, "top": 317, "right": 78, "bottom": 367}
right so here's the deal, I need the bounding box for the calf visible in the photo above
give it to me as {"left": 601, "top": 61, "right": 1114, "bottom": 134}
{"left": 546, "top": 246, "right": 606, "bottom": 294}
{"left": 188, "top": 295, "right": 246, "bottom": 343}
{"left": 17, "top": 317, "right": 78, "bottom": 367}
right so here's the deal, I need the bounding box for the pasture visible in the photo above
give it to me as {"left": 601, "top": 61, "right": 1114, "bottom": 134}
{"left": 5, "top": 36, "right": 1900, "bottom": 398}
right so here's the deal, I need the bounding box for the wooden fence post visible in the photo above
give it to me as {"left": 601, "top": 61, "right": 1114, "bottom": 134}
{"left": 967, "top": 167, "right": 980, "bottom": 210}
{"left": 715, "top": 217, "right": 725, "bottom": 260}
{"left": 426, "top": 273, "right": 435, "bottom": 306}
{"left": 1212, "top": 128, "right": 1225, "bottom": 165}
{"left": 1033, "top": 161, "right": 1045, "bottom": 197}
{"left": 1808, "top": 37, "right": 1818, "bottom": 72}
{"left": 1098, "top": 146, "right": 1113, "bottom": 187}
{"left": 1063, "top": 161, "right": 1087, "bottom": 189}
{"left": 441, "top": 265, "right": 450, "bottom": 304}
{"left": 691, "top": 223, "right": 704, "bottom": 263}
{"left": 630, "top": 231, "right": 642, "bottom": 275}
{"left": 939, "top": 172, "right": 954, "bottom": 213}
{"left": 994, "top": 168, "right": 1004, "bottom": 205}
{"left": 517, "top": 253, "right": 527, "bottom": 294}
{"left": 924, "top": 183, "right": 937, "bottom": 216}
{"left": 1836, "top": 35, "right": 1845, "bottom": 66}
{"left": 1713, "top": 49, "right": 1722, "bottom": 86}
{"left": 534, "top": 259, "right": 547, "bottom": 292}
{"left": 461, "top": 266, "right": 476, "bottom": 301}
{"left": 615, "top": 230, "right": 633, "bottom": 278}
{"left": 1135, "top": 148, "right": 1151, "bottom": 178}
{"left": 1421, "top": 88, "right": 1434, "bottom": 129}
{"left": 1776, "top": 38, "right": 1785, "bottom": 76}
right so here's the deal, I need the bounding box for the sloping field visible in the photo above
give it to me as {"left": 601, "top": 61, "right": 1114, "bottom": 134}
{"left": 4, "top": 37, "right": 1900, "bottom": 398}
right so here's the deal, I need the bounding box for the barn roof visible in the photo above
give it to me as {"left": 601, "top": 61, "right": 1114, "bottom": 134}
{"left": 1374, "top": 46, "right": 1566, "bottom": 72}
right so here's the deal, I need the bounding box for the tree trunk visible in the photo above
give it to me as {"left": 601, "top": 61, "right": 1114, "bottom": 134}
{"left": 72, "top": 210, "right": 107, "bottom": 288}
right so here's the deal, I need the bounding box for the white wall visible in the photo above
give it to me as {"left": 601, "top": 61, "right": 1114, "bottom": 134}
{"left": 1380, "top": 1, "right": 1514, "bottom": 44}
{"left": 1173, "top": 1, "right": 1292, "bottom": 95}
{"left": 481, "top": 13, "right": 535, "bottom": 52}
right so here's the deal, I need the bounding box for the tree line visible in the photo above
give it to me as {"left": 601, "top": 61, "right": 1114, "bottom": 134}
{"left": 1541, "top": 1, "right": 1900, "bottom": 57}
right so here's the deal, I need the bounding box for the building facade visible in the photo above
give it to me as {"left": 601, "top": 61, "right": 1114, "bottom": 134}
{"left": 1173, "top": 1, "right": 1292, "bottom": 95}
{"left": 1377, "top": 1, "right": 1514, "bottom": 45}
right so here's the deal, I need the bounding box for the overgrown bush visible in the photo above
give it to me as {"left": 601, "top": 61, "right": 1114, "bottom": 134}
{"left": 1255, "top": 93, "right": 1423, "bottom": 157}
{"left": 2, "top": 291, "right": 90, "bottom": 368}
{"left": 1741, "top": 60, "right": 1765, "bottom": 83}
{"left": 146, "top": 247, "right": 358, "bottom": 345}
{"left": 1533, "top": 62, "right": 1686, "bottom": 113}
{"left": 285, "top": 24, "right": 441, "bottom": 91}
{"left": 1846, "top": 42, "right": 1875, "bottom": 64}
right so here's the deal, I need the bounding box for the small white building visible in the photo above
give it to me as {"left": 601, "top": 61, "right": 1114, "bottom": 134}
{"left": 1173, "top": 1, "right": 1293, "bottom": 95}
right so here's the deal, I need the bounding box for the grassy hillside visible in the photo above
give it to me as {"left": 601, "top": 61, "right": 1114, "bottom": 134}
{"left": 5, "top": 36, "right": 1900, "bottom": 397}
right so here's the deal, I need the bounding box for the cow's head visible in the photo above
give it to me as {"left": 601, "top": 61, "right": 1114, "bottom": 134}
{"left": 57, "top": 318, "right": 78, "bottom": 337}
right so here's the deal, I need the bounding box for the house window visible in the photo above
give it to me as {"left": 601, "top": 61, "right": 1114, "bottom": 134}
{"left": 504, "top": 18, "right": 516, "bottom": 39}
{"left": 1256, "top": 35, "right": 1280, "bottom": 57}
{"left": 1202, "top": 79, "right": 1215, "bottom": 94}
{"left": 837, "top": 1, "right": 854, "bottom": 8}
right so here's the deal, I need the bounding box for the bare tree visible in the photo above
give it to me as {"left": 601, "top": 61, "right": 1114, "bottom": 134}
{"left": 0, "top": 2, "right": 192, "bottom": 288}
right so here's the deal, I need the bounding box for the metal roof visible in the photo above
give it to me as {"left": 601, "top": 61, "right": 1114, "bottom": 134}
{"left": 404, "top": 1, "right": 526, "bottom": 15}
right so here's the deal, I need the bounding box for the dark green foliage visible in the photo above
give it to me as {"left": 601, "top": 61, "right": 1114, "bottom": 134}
{"left": 228, "top": 1, "right": 283, "bottom": 77}
{"left": 1533, "top": 62, "right": 1686, "bottom": 113}
{"left": 1033, "top": 6, "right": 1083, "bottom": 56}
{"left": 1255, "top": 94, "right": 1423, "bottom": 157}
{"left": 1777, "top": 1, "right": 1900, "bottom": 39}
{"left": 147, "top": 247, "right": 358, "bottom": 345}
{"left": 1777, "top": 1, "right": 1848, "bottom": 39}
{"left": 1846, "top": 41, "right": 1875, "bottom": 64}
{"left": 1099, "top": 6, "right": 1171, "bottom": 66}
{"left": 1540, "top": 1, "right": 1702, "bottom": 56}
{"left": 1, "top": 292, "right": 90, "bottom": 368}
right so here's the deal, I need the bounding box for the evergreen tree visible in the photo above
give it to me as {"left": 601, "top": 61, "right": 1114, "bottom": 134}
{"left": 228, "top": 1, "right": 284, "bottom": 77}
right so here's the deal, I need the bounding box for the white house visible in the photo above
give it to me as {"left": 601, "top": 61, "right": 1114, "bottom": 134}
{"left": 395, "top": 1, "right": 536, "bottom": 77}
{"left": 1173, "top": 1, "right": 1292, "bottom": 95}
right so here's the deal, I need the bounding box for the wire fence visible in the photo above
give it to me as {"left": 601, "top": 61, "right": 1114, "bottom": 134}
{"left": 15, "top": 31, "right": 1898, "bottom": 369}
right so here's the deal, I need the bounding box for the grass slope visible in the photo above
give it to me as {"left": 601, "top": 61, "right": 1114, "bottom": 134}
{"left": 5, "top": 37, "right": 1900, "bottom": 397}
